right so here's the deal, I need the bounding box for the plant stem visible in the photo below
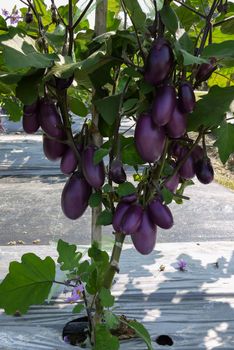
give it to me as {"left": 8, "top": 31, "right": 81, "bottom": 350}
{"left": 174, "top": 0, "right": 206, "bottom": 18}
{"left": 72, "top": 0, "right": 94, "bottom": 30}
{"left": 103, "top": 232, "right": 125, "bottom": 289}
{"left": 68, "top": 0, "right": 73, "bottom": 57}
{"left": 213, "top": 15, "right": 234, "bottom": 27}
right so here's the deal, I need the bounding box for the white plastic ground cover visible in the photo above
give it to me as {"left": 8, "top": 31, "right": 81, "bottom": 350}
{"left": 0, "top": 242, "right": 234, "bottom": 349}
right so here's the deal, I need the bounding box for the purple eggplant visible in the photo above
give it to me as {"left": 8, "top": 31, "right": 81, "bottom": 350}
{"left": 178, "top": 82, "right": 196, "bottom": 113}
{"left": 55, "top": 75, "right": 74, "bottom": 90}
{"left": 170, "top": 142, "right": 183, "bottom": 158}
{"left": 178, "top": 148, "right": 195, "bottom": 180}
{"left": 195, "top": 57, "right": 217, "bottom": 84}
{"left": 82, "top": 145, "right": 105, "bottom": 189}
{"left": 39, "top": 98, "right": 66, "bottom": 139}
{"left": 135, "top": 113, "right": 166, "bottom": 163}
{"left": 148, "top": 198, "right": 173, "bottom": 229}
{"left": 131, "top": 210, "right": 157, "bottom": 255}
{"left": 112, "top": 202, "right": 131, "bottom": 232}
{"left": 121, "top": 193, "right": 138, "bottom": 203}
{"left": 164, "top": 173, "right": 180, "bottom": 193}
{"left": 144, "top": 39, "right": 174, "bottom": 86}
{"left": 195, "top": 157, "right": 214, "bottom": 184}
{"left": 23, "top": 113, "right": 40, "bottom": 134}
{"left": 166, "top": 105, "right": 187, "bottom": 139}
{"left": 61, "top": 172, "right": 92, "bottom": 220}
{"left": 25, "top": 12, "right": 33, "bottom": 23}
{"left": 23, "top": 100, "right": 38, "bottom": 116}
{"left": 60, "top": 146, "right": 79, "bottom": 175}
{"left": 109, "top": 159, "right": 126, "bottom": 184}
{"left": 152, "top": 85, "right": 176, "bottom": 126}
{"left": 121, "top": 204, "right": 143, "bottom": 235}
{"left": 43, "top": 134, "right": 67, "bottom": 161}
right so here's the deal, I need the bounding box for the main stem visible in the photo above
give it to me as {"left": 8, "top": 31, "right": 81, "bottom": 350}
{"left": 91, "top": 0, "right": 107, "bottom": 246}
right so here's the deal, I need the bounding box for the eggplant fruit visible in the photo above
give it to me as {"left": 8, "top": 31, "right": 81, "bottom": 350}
{"left": 152, "top": 85, "right": 176, "bottom": 126}
{"left": 144, "top": 39, "right": 174, "bottom": 86}
{"left": 195, "top": 157, "right": 214, "bottom": 184}
{"left": 112, "top": 202, "right": 131, "bottom": 232}
{"left": 131, "top": 210, "right": 157, "bottom": 255}
{"left": 135, "top": 113, "right": 166, "bottom": 163}
{"left": 23, "top": 113, "right": 40, "bottom": 134}
{"left": 39, "top": 99, "right": 66, "bottom": 139}
{"left": 60, "top": 146, "right": 79, "bottom": 175}
{"left": 121, "top": 204, "right": 143, "bottom": 235}
{"left": 43, "top": 134, "right": 67, "bottom": 161}
{"left": 178, "top": 82, "right": 196, "bottom": 113}
{"left": 61, "top": 172, "right": 92, "bottom": 220}
{"left": 148, "top": 198, "right": 173, "bottom": 229}
{"left": 82, "top": 145, "right": 105, "bottom": 189}
{"left": 109, "top": 159, "right": 126, "bottom": 184}
{"left": 166, "top": 105, "right": 186, "bottom": 139}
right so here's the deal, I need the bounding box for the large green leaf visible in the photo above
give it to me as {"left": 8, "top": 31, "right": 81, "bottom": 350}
{"left": 0, "top": 253, "right": 55, "bottom": 314}
{"left": 3, "top": 98, "right": 22, "bottom": 122}
{"left": 15, "top": 69, "right": 44, "bottom": 105}
{"left": 188, "top": 86, "right": 234, "bottom": 130}
{"left": 123, "top": 320, "right": 153, "bottom": 350}
{"left": 57, "top": 239, "right": 82, "bottom": 271}
{"left": 33, "top": 0, "right": 47, "bottom": 16}
{"left": 123, "top": 0, "right": 146, "bottom": 31}
{"left": 208, "top": 67, "right": 234, "bottom": 87}
{"left": 69, "top": 96, "right": 88, "bottom": 117}
{"left": 203, "top": 41, "right": 234, "bottom": 67}
{"left": 160, "top": 4, "right": 179, "bottom": 35}
{"left": 221, "top": 18, "right": 234, "bottom": 35}
{"left": 99, "top": 287, "right": 115, "bottom": 307}
{"left": 95, "top": 94, "right": 121, "bottom": 125}
{"left": 214, "top": 122, "right": 234, "bottom": 163}
{"left": 94, "top": 324, "right": 119, "bottom": 350}
{"left": 179, "top": 49, "right": 207, "bottom": 65}
{"left": 1, "top": 34, "right": 56, "bottom": 69}
{"left": 0, "top": 15, "right": 7, "bottom": 31}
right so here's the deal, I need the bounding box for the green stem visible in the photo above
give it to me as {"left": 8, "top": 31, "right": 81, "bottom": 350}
{"left": 68, "top": 0, "right": 73, "bottom": 57}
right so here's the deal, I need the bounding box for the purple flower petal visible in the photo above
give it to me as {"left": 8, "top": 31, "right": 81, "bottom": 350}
{"left": 177, "top": 259, "right": 187, "bottom": 271}
{"left": 2, "top": 9, "right": 9, "bottom": 17}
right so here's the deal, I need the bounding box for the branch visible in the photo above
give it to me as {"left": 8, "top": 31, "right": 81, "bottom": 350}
{"left": 68, "top": 0, "right": 73, "bottom": 56}
{"left": 51, "top": 0, "right": 67, "bottom": 27}
{"left": 174, "top": 0, "right": 206, "bottom": 19}
{"left": 213, "top": 15, "right": 234, "bottom": 27}
{"left": 72, "top": 0, "right": 94, "bottom": 30}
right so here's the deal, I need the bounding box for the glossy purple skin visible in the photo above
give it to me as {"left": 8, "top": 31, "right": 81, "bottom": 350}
{"left": 131, "top": 210, "right": 157, "bottom": 255}
{"left": 82, "top": 145, "right": 105, "bottom": 189}
{"left": 23, "top": 101, "right": 38, "bottom": 116}
{"left": 144, "top": 39, "right": 174, "bottom": 86}
{"left": 112, "top": 202, "right": 130, "bottom": 232}
{"left": 43, "top": 134, "right": 67, "bottom": 161}
{"left": 178, "top": 149, "right": 195, "bottom": 179}
{"left": 170, "top": 142, "right": 183, "bottom": 158}
{"left": 61, "top": 172, "right": 92, "bottom": 220}
{"left": 192, "top": 145, "right": 204, "bottom": 164}
{"left": 109, "top": 160, "right": 126, "bottom": 184}
{"left": 23, "top": 113, "right": 40, "bottom": 134}
{"left": 152, "top": 85, "right": 176, "bottom": 126}
{"left": 148, "top": 198, "right": 173, "bottom": 229}
{"left": 121, "top": 204, "right": 143, "bottom": 235}
{"left": 135, "top": 113, "right": 166, "bottom": 163}
{"left": 39, "top": 99, "right": 66, "bottom": 139}
{"left": 195, "top": 158, "right": 214, "bottom": 184}
{"left": 60, "top": 146, "right": 79, "bottom": 175}
{"left": 166, "top": 105, "right": 187, "bottom": 139}
{"left": 178, "top": 82, "right": 196, "bottom": 113}
{"left": 121, "top": 193, "right": 138, "bottom": 203}
{"left": 195, "top": 58, "right": 217, "bottom": 83}
{"left": 164, "top": 173, "right": 180, "bottom": 193}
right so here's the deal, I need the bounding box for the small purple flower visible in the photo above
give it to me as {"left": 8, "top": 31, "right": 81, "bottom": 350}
{"left": 66, "top": 284, "right": 84, "bottom": 303}
{"left": 177, "top": 259, "right": 187, "bottom": 271}
{"left": 2, "top": 9, "right": 9, "bottom": 17}
{"left": 10, "top": 15, "right": 21, "bottom": 24}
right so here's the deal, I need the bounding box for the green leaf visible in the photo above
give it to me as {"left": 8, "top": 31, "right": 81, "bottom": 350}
{"left": 0, "top": 253, "right": 55, "bottom": 315}
{"left": 122, "top": 98, "right": 138, "bottom": 113}
{"left": 69, "top": 96, "right": 88, "bottom": 117}
{"left": 99, "top": 287, "right": 115, "bottom": 307}
{"left": 214, "top": 122, "right": 234, "bottom": 164}
{"left": 96, "top": 210, "right": 113, "bottom": 226}
{"left": 15, "top": 69, "right": 44, "bottom": 105}
{"left": 123, "top": 0, "right": 146, "bottom": 31}
{"left": 156, "top": 0, "right": 164, "bottom": 11}
{"left": 179, "top": 49, "right": 207, "bottom": 66}
{"left": 221, "top": 18, "right": 234, "bottom": 35}
{"left": 160, "top": 4, "right": 179, "bottom": 35}
{"left": 3, "top": 98, "right": 22, "bottom": 122}
{"left": 162, "top": 187, "right": 174, "bottom": 204}
{"left": 2, "top": 34, "right": 56, "bottom": 69}
{"left": 203, "top": 41, "right": 234, "bottom": 67}
{"left": 57, "top": 239, "right": 82, "bottom": 271}
{"left": 94, "top": 324, "right": 119, "bottom": 350}
{"left": 33, "top": 0, "right": 47, "bottom": 16}
{"left": 94, "top": 147, "right": 110, "bottom": 165}
{"left": 89, "top": 192, "right": 102, "bottom": 208}
{"left": 116, "top": 182, "right": 136, "bottom": 197}
{"left": 103, "top": 184, "right": 113, "bottom": 193}
{"left": 104, "top": 311, "right": 120, "bottom": 330}
{"left": 188, "top": 86, "right": 234, "bottom": 131}
{"left": 0, "top": 16, "right": 7, "bottom": 31}
{"left": 95, "top": 94, "right": 121, "bottom": 126}
{"left": 121, "top": 137, "right": 145, "bottom": 166}
{"left": 127, "top": 320, "right": 153, "bottom": 350}
{"left": 72, "top": 303, "right": 85, "bottom": 314}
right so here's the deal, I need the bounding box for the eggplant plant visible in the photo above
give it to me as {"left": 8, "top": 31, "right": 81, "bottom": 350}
{"left": 0, "top": 0, "right": 234, "bottom": 348}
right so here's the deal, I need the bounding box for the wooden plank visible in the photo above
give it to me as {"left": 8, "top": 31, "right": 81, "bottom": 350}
{"left": 0, "top": 242, "right": 234, "bottom": 349}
